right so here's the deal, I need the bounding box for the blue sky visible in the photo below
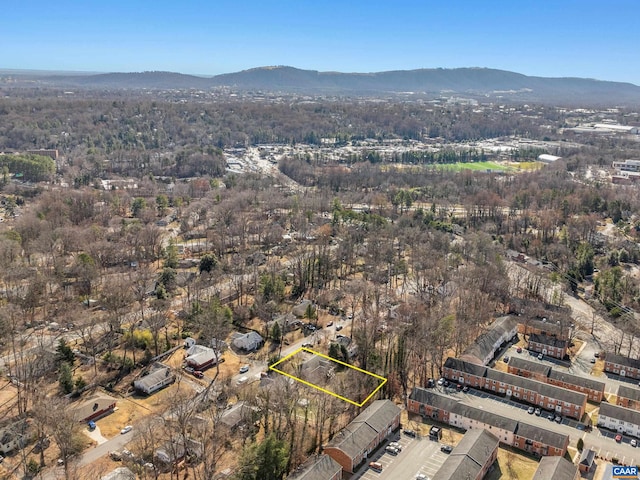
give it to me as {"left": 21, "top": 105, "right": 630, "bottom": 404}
{"left": 3, "top": 0, "right": 639, "bottom": 84}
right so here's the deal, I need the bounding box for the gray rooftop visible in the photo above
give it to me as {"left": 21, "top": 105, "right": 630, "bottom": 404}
{"left": 451, "top": 403, "right": 519, "bottom": 433}
{"left": 461, "top": 316, "right": 518, "bottom": 365}
{"left": 508, "top": 356, "right": 551, "bottom": 376}
{"left": 325, "top": 400, "right": 400, "bottom": 459}
{"left": 605, "top": 352, "right": 640, "bottom": 370}
{"left": 292, "top": 455, "right": 342, "bottom": 480}
{"left": 599, "top": 402, "right": 640, "bottom": 426}
{"left": 618, "top": 384, "right": 640, "bottom": 401}
{"left": 548, "top": 369, "right": 605, "bottom": 393}
{"left": 485, "top": 369, "right": 587, "bottom": 406}
{"left": 444, "top": 357, "right": 488, "bottom": 377}
{"left": 532, "top": 456, "right": 578, "bottom": 480}
{"left": 433, "top": 429, "right": 499, "bottom": 480}
{"left": 514, "top": 422, "right": 570, "bottom": 450}
{"left": 350, "top": 399, "right": 400, "bottom": 434}
{"left": 409, "top": 387, "right": 461, "bottom": 412}
{"left": 529, "top": 333, "right": 568, "bottom": 349}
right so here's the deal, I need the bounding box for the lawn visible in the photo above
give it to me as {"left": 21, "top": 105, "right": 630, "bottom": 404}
{"left": 436, "top": 161, "right": 543, "bottom": 173}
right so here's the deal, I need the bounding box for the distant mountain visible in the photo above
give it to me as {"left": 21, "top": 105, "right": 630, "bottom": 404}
{"left": 3, "top": 66, "right": 640, "bottom": 105}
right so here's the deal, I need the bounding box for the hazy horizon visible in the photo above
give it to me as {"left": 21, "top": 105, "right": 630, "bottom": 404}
{"left": 3, "top": 0, "right": 640, "bottom": 84}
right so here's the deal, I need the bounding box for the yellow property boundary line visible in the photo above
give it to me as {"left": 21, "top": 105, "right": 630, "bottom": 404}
{"left": 269, "top": 347, "right": 387, "bottom": 407}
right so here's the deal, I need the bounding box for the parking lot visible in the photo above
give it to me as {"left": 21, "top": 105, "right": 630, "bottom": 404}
{"left": 354, "top": 432, "right": 449, "bottom": 480}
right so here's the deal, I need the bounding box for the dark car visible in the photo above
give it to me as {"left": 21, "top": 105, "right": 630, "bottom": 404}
{"left": 193, "top": 370, "right": 204, "bottom": 379}
{"left": 441, "top": 445, "right": 453, "bottom": 454}
{"left": 462, "top": 385, "right": 470, "bottom": 393}
{"left": 403, "top": 429, "right": 417, "bottom": 437}
{"left": 443, "top": 380, "right": 450, "bottom": 388}
{"left": 426, "top": 378, "right": 435, "bottom": 388}
{"left": 503, "top": 356, "right": 510, "bottom": 363}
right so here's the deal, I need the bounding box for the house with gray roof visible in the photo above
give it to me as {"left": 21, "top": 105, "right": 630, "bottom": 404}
{"left": 408, "top": 387, "right": 460, "bottom": 423}
{"left": 527, "top": 333, "right": 568, "bottom": 359}
{"left": 71, "top": 394, "right": 117, "bottom": 423}
{"left": 578, "top": 448, "right": 596, "bottom": 474}
{"left": 323, "top": 400, "right": 400, "bottom": 473}
{"left": 617, "top": 384, "right": 640, "bottom": 410}
{"left": 133, "top": 363, "right": 175, "bottom": 395}
{"left": 513, "top": 421, "right": 570, "bottom": 456}
{"left": 460, "top": 316, "right": 518, "bottom": 365}
{"left": 290, "top": 455, "right": 342, "bottom": 480}
{"left": 433, "top": 429, "right": 499, "bottom": 480}
{"left": 598, "top": 402, "right": 640, "bottom": 438}
{"left": 605, "top": 352, "right": 640, "bottom": 380}
{"left": 508, "top": 356, "right": 551, "bottom": 381}
{"left": 232, "top": 331, "right": 263, "bottom": 352}
{"left": 532, "top": 456, "right": 579, "bottom": 480}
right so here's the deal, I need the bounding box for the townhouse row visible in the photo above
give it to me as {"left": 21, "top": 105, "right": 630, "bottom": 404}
{"left": 443, "top": 357, "right": 588, "bottom": 419}
{"left": 508, "top": 356, "right": 605, "bottom": 402}
{"left": 408, "top": 388, "right": 570, "bottom": 457}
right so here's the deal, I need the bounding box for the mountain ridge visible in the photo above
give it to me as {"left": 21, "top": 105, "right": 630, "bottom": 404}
{"left": 3, "top": 66, "right": 639, "bottom": 105}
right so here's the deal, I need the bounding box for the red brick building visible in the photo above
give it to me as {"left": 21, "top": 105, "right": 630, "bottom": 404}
{"left": 527, "top": 333, "right": 568, "bottom": 360}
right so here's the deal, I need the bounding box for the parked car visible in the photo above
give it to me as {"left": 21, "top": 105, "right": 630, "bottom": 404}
{"left": 193, "top": 370, "right": 204, "bottom": 379}
{"left": 184, "top": 366, "right": 194, "bottom": 374}
{"left": 527, "top": 407, "right": 535, "bottom": 414}
{"left": 554, "top": 416, "right": 562, "bottom": 424}
{"left": 456, "top": 383, "right": 463, "bottom": 390}
{"left": 443, "top": 380, "right": 450, "bottom": 388}
{"left": 537, "top": 353, "right": 544, "bottom": 360}
{"left": 239, "top": 365, "right": 250, "bottom": 374}
{"left": 534, "top": 408, "right": 541, "bottom": 416}
{"left": 441, "top": 445, "right": 453, "bottom": 454}
{"left": 403, "top": 429, "right": 417, "bottom": 437}
{"left": 121, "top": 425, "right": 133, "bottom": 434}
{"left": 594, "top": 352, "right": 600, "bottom": 358}
{"left": 385, "top": 445, "right": 399, "bottom": 455}
{"left": 335, "top": 325, "right": 343, "bottom": 331}
{"left": 632, "top": 439, "right": 638, "bottom": 447}
{"left": 503, "top": 356, "right": 510, "bottom": 363}
{"left": 516, "top": 347, "right": 523, "bottom": 353}
{"left": 616, "top": 434, "right": 623, "bottom": 443}
{"left": 369, "top": 461, "right": 383, "bottom": 472}
{"left": 547, "top": 414, "right": 555, "bottom": 421}
{"left": 462, "top": 385, "right": 470, "bottom": 393}
{"left": 416, "top": 475, "right": 428, "bottom": 480}
{"left": 437, "top": 378, "right": 445, "bottom": 386}
{"left": 389, "top": 441, "right": 402, "bottom": 451}
{"left": 426, "top": 378, "right": 435, "bottom": 388}
{"left": 301, "top": 342, "right": 313, "bottom": 348}
{"left": 88, "top": 420, "right": 96, "bottom": 430}
{"left": 326, "top": 321, "right": 333, "bottom": 327}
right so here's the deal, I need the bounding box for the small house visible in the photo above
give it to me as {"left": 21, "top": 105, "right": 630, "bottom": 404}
{"left": 133, "top": 363, "right": 175, "bottom": 395}
{"left": 232, "top": 332, "right": 263, "bottom": 352}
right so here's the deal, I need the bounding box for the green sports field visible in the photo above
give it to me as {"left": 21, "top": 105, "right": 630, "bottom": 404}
{"left": 436, "top": 161, "right": 541, "bottom": 172}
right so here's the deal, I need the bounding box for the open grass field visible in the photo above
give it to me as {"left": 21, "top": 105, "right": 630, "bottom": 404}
{"left": 437, "top": 161, "right": 542, "bottom": 172}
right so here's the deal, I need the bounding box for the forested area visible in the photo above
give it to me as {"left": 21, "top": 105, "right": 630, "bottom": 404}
{"left": 0, "top": 88, "right": 639, "bottom": 479}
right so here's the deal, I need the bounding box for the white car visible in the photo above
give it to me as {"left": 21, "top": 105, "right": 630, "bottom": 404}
{"left": 239, "top": 365, "right": 250, "bottom": 374}
{"left": 416, "top": 475, "right": 429, "bottom": 480}
{"left": 632, "top": 439, "right": 638, "bottom": 447}
{"left": 120, "top": 425, "right": 133, "bottom": 435}
{"left": 437, "top": 378, "right": 445, "bottom": 386}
